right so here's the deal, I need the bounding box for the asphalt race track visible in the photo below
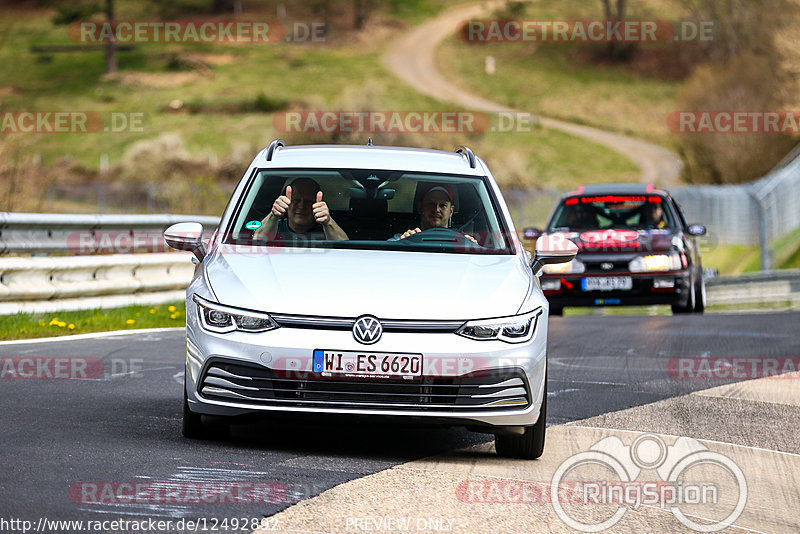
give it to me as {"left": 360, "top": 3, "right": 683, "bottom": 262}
{"left": 1, "top": 312, "right": 798, "bottom": 531}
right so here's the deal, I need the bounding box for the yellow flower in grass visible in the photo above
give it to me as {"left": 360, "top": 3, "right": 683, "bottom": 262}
{"left": 56, "top": 321, "right": 67, "bottom": 328}
{"left": 149, "top": 308, "right": 157, "bottom": 314}
{"left": 49, "top": 318, "right": 60, "bottom": 326}
{"left": 68, "top": 324, "right": 75, "bottom": 330}
{"left": 39, "top": 320, "right": 46, "bottom": 326}
{"left": 170, "top": 313, "right": 179, "bottom": 319}
{"left": 168, "top": 305, "right": 177, "bottom": 312}
{"left": 135, "top": 312, "right": 141, "bottom": 317}
{"left": 126, "top": 319, "right": 135, "bottom": 325}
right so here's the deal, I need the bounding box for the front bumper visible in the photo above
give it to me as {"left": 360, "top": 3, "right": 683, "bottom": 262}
{"left": 184, "top": 302, "right": 547, "bottom": 429}
{"left": 541, "top": 271, "right": 691, "bottom": 307}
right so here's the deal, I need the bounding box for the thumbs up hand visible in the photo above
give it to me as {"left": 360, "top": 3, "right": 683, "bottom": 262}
{"left": 272, "top": 185, "right": 292, "bottom": 217}
{"left": 312, "top": 190, "right": 330, "bottom": 226}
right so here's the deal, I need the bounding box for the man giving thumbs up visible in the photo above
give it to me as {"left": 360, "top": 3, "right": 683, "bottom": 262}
{"left": 255, "top": 177, "right": 348, "bottom": 241}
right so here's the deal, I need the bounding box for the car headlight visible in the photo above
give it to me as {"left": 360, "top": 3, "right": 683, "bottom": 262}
{"left": 456, "top": 309, "right": 542, "bottom": 343}
{"left": 542, "top": 259, "right": 585, "bottom": 274}
{"left": 629, "top": 252, "right": 682, "bottom": 272}
{"left": 193, "top": 295, "right": 278, "bottom": 334}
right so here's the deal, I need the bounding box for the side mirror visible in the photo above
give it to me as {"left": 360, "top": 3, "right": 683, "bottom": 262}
{"left": 687, "top": 224, "right": 706, "bottom": 236}
{"left": 164, "top": 222, "right": 206, "bottom": 261}
{"left": 522, "top": 227, "right": 543, "bottom": 240}
{"left": 531, "top": 235, "right": 578, "bottom": 275}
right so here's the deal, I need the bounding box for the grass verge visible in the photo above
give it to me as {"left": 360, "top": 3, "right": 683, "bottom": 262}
{"left": 0, "top": 301, "right": 185, "bottom": 341}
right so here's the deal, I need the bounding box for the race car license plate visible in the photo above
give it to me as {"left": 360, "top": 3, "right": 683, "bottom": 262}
{"left": 582, "top": 276, "right": 633, "bottom": 292}
{"left": 313, "top": 350, "right": 422, "bottom": 378}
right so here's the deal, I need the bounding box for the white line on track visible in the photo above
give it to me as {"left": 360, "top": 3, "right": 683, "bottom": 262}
{"left": 0, "top": 327, "right": 184, "bottom": 346}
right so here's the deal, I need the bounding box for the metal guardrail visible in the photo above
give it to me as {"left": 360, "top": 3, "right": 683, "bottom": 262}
{"left": 0, "top": 253, "right": 196, "bottom": 315}
{"left": 0, "top": 212, "right": 219, "bottom": 255}
{"left": 0, "top": 211, "right": 797, "bottom": 314}
{"left": 706, "top": 269, "right": 800, "bottom": 308}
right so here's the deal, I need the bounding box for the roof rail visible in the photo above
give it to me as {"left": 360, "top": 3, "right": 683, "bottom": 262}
{"left": 455, "top": 145, "right": 476, "bottom": 168}
{"left": 266, "top": 139, "right": 285, "bottom": 161}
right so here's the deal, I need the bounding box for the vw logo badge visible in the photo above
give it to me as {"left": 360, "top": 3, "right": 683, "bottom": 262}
{"left": 353, "top": 315, "right": 382, "bottom": 345}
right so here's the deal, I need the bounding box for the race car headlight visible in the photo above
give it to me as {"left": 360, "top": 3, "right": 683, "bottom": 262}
{"left": 629, "top": 252, "right": 682, "bottom": 272}
{"left": 543, "top": 259, "right": 585, "bottom": 274}
{"left": 193, "top": 295, "right": 278, "bottom": 333}
{"left": 456, "top": 309, "right": 542, "bottom": 343}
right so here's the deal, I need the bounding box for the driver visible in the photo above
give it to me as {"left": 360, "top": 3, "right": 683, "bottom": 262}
{"left": 390, "top": 184, "right": 478, "bottom": 244}
{"left": 641, "top": 201, "right": 666, "bottom": 229}
{"left": 254, "top": 177, "right": 348, "bottom": 241}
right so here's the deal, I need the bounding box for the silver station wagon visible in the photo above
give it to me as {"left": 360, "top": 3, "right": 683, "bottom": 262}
{"left": 165, "top": 140, "right": 576, "bottom": 459}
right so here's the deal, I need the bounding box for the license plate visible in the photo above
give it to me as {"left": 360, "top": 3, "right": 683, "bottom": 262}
{"left": 313, "top": 350, "right": 422, "bottom": 378}
{"left": 581, "top": 276, "right": 633, "bottom": 291}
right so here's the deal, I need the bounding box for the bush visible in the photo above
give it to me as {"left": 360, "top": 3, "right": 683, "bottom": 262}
{"left": 674, "top": 53, "right": 798, "bottom": 184}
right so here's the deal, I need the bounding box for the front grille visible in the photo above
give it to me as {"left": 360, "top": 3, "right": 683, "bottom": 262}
{"left": 198, "top": 359, "right": 530, "bottom": 411}
{"left": 582, "top": 261, "right": 631, "bottom": 273}
{"left": 269, "top": 313, "right": 463, "bottom": 333}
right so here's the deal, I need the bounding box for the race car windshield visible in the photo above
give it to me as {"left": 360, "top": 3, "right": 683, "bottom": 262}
{"left": 548, "top": 195, "right": 675, "bottom": 231}
{"left": 223, "top": 169, "right": 514, "bottom": 254}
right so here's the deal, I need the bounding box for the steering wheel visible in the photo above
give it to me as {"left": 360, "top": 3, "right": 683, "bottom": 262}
{"left": 399, "top": 227, "right": 481, "bottom": 248}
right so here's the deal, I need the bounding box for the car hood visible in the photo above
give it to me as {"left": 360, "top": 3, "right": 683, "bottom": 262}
{"left": 549, "top": 229, "right": 675, "bottom": 254}
{"left": 204, "top": 248, "right": 530, "bottom": 320}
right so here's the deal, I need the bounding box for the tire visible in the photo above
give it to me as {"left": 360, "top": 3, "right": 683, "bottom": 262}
{"left": 182, "top": 386, "right": 207, "bottom": 439}
{"left": 495, "top": 380, "right": 547, "bottom": 459}
{"left": 671, "top": 278, "right": 696, "bottom": 315}
{"left": 694, "top": 275, "right": 706, "bottom": 314}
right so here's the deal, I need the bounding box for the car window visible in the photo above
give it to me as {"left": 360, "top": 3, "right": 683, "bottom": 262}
{"left": 548, "top": 194, "right": 675, "bottom": 231}
{"left": 224, "top": 168, "right": 514, "bottom": 254}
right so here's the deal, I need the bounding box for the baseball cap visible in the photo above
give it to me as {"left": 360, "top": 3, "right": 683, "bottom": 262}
{"left": 420, "top": 183, "right": 454, "bottom": 204}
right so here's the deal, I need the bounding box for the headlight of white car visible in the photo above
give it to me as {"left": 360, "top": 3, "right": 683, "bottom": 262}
{"left": 542, "top": 259, "right": 585, "bottom": 274}
{"left": 629, "top": 252, "right": 682, "bottom": 272}
{"left": 456, "top": 309, "right": 542, "bottom": 343}
{"left": 193, "top": 295, "right": 278, "bottom": 333}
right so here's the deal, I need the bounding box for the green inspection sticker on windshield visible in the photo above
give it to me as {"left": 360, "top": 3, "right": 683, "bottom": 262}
{"left": 245, "top": 220, "right": 262, "bottom": 230}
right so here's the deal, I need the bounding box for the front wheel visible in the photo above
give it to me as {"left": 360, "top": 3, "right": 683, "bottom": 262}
{"left": 495, "top": 381, "right": 547, "bottom": 459}
{"left": 182, "top": 386, "right": 207, "bottom": 439}
{"left": 671, "top": 278, "right": 696, "bottom": 315}
{"left": 694, "top": 275, "right": 706, "bottom": 313}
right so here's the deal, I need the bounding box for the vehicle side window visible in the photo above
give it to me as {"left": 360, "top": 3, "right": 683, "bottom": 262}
{"left": 671, "top": 198, "right": 689, "bottom": 228}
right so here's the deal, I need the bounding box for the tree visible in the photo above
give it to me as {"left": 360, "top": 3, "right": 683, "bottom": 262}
{"left": 600, "top": 0, "right": 630, "bottom": 61}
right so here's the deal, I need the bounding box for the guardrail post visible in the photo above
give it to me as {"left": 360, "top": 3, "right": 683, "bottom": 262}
{"left": 750, "top": 190, "right": 772, "bottom": 271}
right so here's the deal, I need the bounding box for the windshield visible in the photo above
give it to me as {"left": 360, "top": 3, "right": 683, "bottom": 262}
{"left": 223, "top": 169, "right": 514, "bottom": 254}
{"left": 547, "top": 194, "right": 675, "bottom": 231}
